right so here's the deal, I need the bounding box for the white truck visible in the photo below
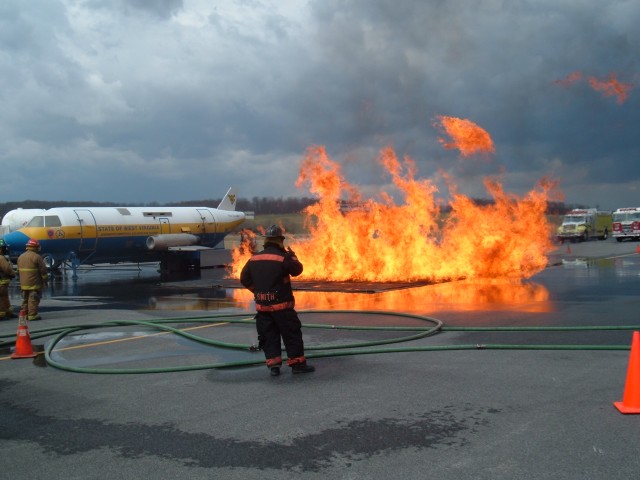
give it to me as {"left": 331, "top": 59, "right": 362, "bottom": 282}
{"left": 612, "top": 207, "right": 640, "bottom": 242}
{"left": 556, "top": 208, "right": 612, "bottom": 243}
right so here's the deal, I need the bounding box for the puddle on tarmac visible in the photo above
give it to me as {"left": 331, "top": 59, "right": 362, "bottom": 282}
{"left": 8, "top": 253, "right": 640, "bottom": 316}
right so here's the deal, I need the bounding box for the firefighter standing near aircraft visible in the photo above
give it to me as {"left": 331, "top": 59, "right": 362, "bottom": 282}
{"left": 240, "top": 225, "right": 315, "bottom": 376}
{"left": 17, "top": 239, "right": 48, "bottom": 321}
{"left": 0, "top": 239, "right": 16, "bottom": 319}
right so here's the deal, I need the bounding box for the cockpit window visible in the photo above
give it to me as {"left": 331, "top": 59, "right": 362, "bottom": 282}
{"left": 45, "top": 216, "right": 62, "bottom": 227}
{"left": 26, "top": 216, "right": 44, "bottom": 227}
{"left": 24, "top": 215, "right": 62, "bottom": 227}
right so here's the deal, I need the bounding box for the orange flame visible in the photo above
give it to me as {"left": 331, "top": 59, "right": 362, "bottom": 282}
{"left": 231, "top": 278, "right": 552, "bottom": 315}
{"left": 588, "top": 72, "right": 633, "bottom": 104}
{"left": 230, "top": 146, "right": 556, "bottom": 283}
{"left": 555, "top": 71, "right": 633, "bottom": 104}
{"left": 554, "top": 71, "right": 583, "bottom": 86}
{"left": 434, "top": 115, "right": 496, "bottom": 157}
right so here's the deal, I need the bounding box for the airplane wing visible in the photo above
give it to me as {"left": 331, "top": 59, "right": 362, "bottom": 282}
{"left": 217, "top": 187, "right": 237, "bottom": 211}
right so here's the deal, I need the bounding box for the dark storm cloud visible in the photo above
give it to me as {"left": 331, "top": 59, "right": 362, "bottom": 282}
{"left": 292, "top": 0, "right": 640, "bottom": 206}
{"left": 85, "top": 0, "right": 184, "bottom": 19}
{"left": 0, "top": 0, "right": 638, "bottom": 206}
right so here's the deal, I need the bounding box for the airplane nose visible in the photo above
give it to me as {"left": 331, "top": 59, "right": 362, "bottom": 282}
{"left": 3, "top": 231, "right": 29, "bottom": 253}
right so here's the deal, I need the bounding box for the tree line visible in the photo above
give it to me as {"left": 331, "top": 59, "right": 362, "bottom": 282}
{"left": 0, "top": 197, "right": 576, "bottom": 221}
{"left": 0, "top": 197, "right": 318, "bottom": 219}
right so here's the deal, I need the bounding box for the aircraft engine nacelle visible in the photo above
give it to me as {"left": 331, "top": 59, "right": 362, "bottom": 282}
{"left": 146, "top": 234, "right": 200, "bottom": 251}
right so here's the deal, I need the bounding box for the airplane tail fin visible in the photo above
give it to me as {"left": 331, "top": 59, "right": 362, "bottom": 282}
{"left": 217, "top": 187, "right": 238, "bottom": 211}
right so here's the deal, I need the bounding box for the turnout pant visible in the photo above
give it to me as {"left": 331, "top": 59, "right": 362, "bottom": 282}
{"left": 255, "top": 309, "right": 306, "bottom": 367}
{"left": 0, "top": 284, "right": 11, "bottom": 318}
{"left": 21, "top": 290, "right": 41, "bottom": 319}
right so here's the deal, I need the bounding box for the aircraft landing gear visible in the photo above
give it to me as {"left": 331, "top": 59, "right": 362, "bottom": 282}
{"left": 68, "top": 252, "right": 80, "bottom": 280}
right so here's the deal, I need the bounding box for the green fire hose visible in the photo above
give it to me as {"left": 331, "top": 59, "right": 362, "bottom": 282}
{"left": 0, "top": 310, "right": 634, "bottom": 374}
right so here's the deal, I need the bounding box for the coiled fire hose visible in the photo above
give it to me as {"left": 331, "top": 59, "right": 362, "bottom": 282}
{"left": 0, "top": 310, "right": 633, "bottom": 374}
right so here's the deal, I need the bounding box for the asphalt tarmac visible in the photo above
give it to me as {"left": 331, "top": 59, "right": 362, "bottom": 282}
{"left": 2, "top": 238, "right": 640, "bottom": 479}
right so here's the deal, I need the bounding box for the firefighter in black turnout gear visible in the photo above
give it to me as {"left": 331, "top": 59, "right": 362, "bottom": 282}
{"left": 240, "top": 225, "right": 315, "bottom": 376}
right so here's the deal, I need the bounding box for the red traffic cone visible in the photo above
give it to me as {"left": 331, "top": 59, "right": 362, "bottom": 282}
{"left": 636, "top": 244, "right": 640, "bottom": 254}
{"left": 566, "top": 245, "right": 572, "bottom": 254}
{"left": 11, "top": 310, "right": 37, "bottom": 359}
{"left": 614, "top": 331, "right": 640, "bottom": 414}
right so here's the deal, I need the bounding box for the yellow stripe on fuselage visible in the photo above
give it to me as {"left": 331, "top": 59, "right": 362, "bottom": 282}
{"left": 19, "top": 218, "right": 244, "bottom": 241}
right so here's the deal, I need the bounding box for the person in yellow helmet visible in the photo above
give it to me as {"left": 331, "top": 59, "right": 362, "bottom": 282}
{"left": 17, "top": 238, "right": 48, "bottom": 321}
{"left": 0, "top": 239, "right": 16, "bottom": 319}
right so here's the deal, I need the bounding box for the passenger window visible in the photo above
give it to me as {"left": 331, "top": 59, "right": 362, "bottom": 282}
{"left": 26, "top": 216, "right": 44, "bottom": 227}
{"left": 45, "top": 216, "right": 62, "bottom": 227}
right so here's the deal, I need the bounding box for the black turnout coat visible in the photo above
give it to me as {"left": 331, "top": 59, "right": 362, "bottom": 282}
{"left": 239, "top": 243, "right": 303, "bottom": 312}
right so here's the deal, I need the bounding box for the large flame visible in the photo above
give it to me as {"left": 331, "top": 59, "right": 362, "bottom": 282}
{"left": 434, "top": 115, "right": 495, "bottom": 157}
{"left": 230, "top": 145, "right": 556, "bottom": 283}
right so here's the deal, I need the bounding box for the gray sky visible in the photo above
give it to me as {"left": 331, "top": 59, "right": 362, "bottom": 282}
{"left": 1, "top": 0, "right": 638, "bottom": 208}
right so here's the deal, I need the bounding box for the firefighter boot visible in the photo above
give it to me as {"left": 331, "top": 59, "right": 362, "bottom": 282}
{"left": 291, "top": 363, "right": 315, "bottom": 374}
{"left": 270, "top": 367, "right": 281, "bottom": 377}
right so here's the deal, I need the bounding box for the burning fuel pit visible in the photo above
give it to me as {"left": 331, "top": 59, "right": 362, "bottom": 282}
{"left": 215, "top": 277, "right": 434, "bottom": 293}
{"left": 226, "top": 277, "right": 552, "bottom": 314}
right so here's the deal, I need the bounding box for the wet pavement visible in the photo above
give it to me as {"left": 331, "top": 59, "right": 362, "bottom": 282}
{"left": 2, "top": 238, "right": 640, "bottom": 479}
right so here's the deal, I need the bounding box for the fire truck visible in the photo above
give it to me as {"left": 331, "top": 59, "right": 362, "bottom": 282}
{"left": 556, "top": 208, "right": 612, "bottom": 243}
{"left": 612, "top": 207, "right": 640, "bottom": 242}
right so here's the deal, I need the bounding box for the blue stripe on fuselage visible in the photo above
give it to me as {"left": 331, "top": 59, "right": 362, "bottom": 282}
{"left": 2, "top": 229, "right": 228, "bottom": 265}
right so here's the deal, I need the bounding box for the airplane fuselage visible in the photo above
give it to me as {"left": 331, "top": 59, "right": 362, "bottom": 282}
{"left": 3, "top": 205, "right": 245, "bottom": 267}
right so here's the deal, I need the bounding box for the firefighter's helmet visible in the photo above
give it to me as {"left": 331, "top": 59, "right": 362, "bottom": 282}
{"left": 26, "top": 238, "right": 41, "bottom": 250}
{"left": 264, "top": 225, "right": 285, "bottom": 239}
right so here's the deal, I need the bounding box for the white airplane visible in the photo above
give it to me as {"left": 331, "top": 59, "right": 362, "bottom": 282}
{"left": 2, "top": 188, "right": 245, "bottom": 274}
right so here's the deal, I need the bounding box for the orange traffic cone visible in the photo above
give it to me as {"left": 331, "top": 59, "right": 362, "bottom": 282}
{"left": 636, "top": 244, "right": 640, "bottom": 254}
{"left": 11, "top": 310, "right": 37, "bottom": 359}
{"left": 614, "top": 331, "right": 640, "bottom": 413}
